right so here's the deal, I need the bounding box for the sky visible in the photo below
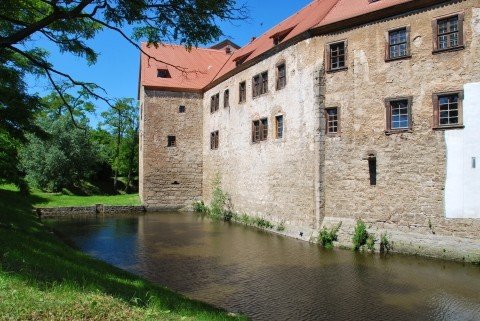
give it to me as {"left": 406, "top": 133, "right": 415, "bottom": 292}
{"left": 28, "top": 0, "right": 312, "bottom": 126}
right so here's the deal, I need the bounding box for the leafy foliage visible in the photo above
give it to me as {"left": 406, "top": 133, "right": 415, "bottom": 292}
{"left": 318, "top": 222, "right": 342, "bottom": 249}
{"left": 352, "top": 220, "right": 371, "bottom": 252}
{"left": 193, "top": 200, "right": 208, "bottom": 213}
{"left": 20, "top": 117, "right": 98, "bottom": 192}
{"left": 209, "top": 172, "right": 229, "bottom": 220}
{"left": 380, "top": 232, "right": 391, "bottom": 254}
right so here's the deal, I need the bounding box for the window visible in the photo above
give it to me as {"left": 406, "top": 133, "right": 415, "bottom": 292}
{"left": 210, "top": 93, "right": 219, "bottom": 113}
{"left": 275, "top": 115, "right": 284, "bottom": 139}
{"left": 433, "top": 14, "right": 464, "bottom": 52}
{"left": 368, "top": 154, "right": 377, "bottom": 186}
{"left": 224, "top": 89, "right": 229, "bottom": 108}
{"left": 210, "top": 131, "right": 219, "bottom": 150}
{"left": 276, "top": 63, "right": 286, "bottom": 90}
{"left": 167, "top": 136, "right": 176, "bottom": 147}
{"left": 253, "top": 71, "right": 268, "bottom": 97}
{"left": 325, "top": 107, "right": 339, "bottom": 135}
{"left": 270, "top": 26, "right": 295, "bottom": 45}
{"left": 239, "top": 81, "right": 246, "bottom": 103}
{"left": 387, "top": 27, "right": 410, "bottom": 60}
{"left": 252, "top": 118, "right": 268, "bottom": 143}
{"left": 326, "top": 41, "right": 347, "bottom": 71}
{"left": 385, "top": 97, "right": 413, "bottom": 133}
{"left": 157, "top": 69, "right": 171, "bottom": 78}
{"left": 433, "top": 91, "right": 463, "bottom": 129}
{"left": 179, "top": 105, "right": 186, "bottom": 113}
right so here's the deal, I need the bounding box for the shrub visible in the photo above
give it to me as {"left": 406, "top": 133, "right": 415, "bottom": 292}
{"left": 366, "top": 234, "right": 376, "bottom": 252}
{"left": 253, "top": 217, "right": 274, "bottom": 229}
{"left": 209, "top": 172, "right": 228, "bottom": 220}
{"left": 352, "top": 220, "right": 370, "bottom": 251}
{"left": 318, "top": 222, "right": 342, "bottom": 249}
{"left": 380, "top": 232, "right": 391, "bottom": 254}
{"left": 192, "top": 200, "right": 208, "bottom": 213}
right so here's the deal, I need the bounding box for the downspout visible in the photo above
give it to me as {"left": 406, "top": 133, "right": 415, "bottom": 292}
{"left": 314, "top": 64, "right": 326, "bottom": 230}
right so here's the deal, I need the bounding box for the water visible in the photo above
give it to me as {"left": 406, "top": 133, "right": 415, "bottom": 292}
{"left": 48, "top": 213, "right": 480, "bottom": 321}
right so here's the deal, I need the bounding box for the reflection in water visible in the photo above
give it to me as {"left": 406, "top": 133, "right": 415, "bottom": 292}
{"left": 49, "top": 213, "right": 480, "bottom": 321}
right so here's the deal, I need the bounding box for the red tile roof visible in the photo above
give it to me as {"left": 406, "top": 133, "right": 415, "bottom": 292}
{"left": 140, "top": 43, "right": 230, "bottom": 92}
{"left": 140, "top": 0, "right": 432, "bottom": 91}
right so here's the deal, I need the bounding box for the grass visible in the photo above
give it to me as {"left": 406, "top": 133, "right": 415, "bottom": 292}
{"left": 1, "top": 184, "right": 141, "bottom": 207}
{"left": 0, "top": 185, "right": 246, "bottom": 321}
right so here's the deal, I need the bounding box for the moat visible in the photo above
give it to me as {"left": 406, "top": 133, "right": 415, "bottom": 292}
{"left": 48, "top": 213, "right": 480, "bottom": 321}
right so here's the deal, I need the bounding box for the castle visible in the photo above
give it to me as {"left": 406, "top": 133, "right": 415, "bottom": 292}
{"left": 138, "top": 0, "right": 480, "bottom": 261}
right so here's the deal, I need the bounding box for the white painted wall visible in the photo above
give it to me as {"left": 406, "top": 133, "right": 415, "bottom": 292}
{"left": 445, "top": 83, "right": 480, "bottom": 219}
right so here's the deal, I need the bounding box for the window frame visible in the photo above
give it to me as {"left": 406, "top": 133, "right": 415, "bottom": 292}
{"left": 275, "top": 114, "right": 284, "bottom": 139}
{"left": 252, "top": 71, "right": 269, "bottom": 98}
{"left": 384, "top": 97, "right": 413, "bottom": 134}
{"left": 239, "top": 81, "right": 246, "bottom": 103}
{"left": 325, "top": 107, "right": 340, "bottom": 136}
{"left": 276, "top": 62, "right": 287, "bottom": 90}
{"left": 210, "top": 131, "right": 219, "bottom": 150}
{"left": 432, "top": 12, "right": 465, "bottom": 54}
{"left": 224, "top": 89, "right": 230, "bottom": 108}
{"left": 432, "top": 91, "right": 464, "bottom": 130}
{"left": 385, "top": 26, "right": 411, "bottom": 61}
{"left": 325, "top": 40, "right": 348, "bottom": 73}
{"left": 210, "top": 93, "right": 220, "bottom": 113}
{"left": 167, "top": 135, "right": 176, "bottom": 147}
{"left": 252, "top": 118, "right": 268, "bottom": 143}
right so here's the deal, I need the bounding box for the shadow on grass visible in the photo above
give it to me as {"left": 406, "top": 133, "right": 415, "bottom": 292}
{"left": 0, "top": 187, "right": 245, "bottom": 320}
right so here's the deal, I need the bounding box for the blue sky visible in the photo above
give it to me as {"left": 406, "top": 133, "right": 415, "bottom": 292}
{"left": 29, "top": 1, "right": 312, "bottom": 125}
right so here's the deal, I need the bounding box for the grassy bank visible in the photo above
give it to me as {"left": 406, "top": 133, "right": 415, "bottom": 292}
{"left": 0, "top": 186, "right": 246, "bottom": 321}
{"left": 0, "top": 184, "right": 141, "bottom": 207}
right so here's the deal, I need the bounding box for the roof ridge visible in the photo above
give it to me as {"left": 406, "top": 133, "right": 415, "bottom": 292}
{"left": 141, "top": 42, "right": 227, "bottom": 53}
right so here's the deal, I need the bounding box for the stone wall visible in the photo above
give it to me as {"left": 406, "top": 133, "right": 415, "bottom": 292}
{"left": 139, "top": 89, "right": 203, "bottom": 209}
{"left": 202, "top": 41, "right": 324, "bottom": 230}
{"left": 37, "top": 205, "right": 146, "bottom": 218}
{"left": 322, "top": 0, "right": 480, "bottom": 240}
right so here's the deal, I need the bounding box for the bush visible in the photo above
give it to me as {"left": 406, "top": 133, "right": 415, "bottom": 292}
{"left": 352, "top": 220, "right": 370, "bottom": 251}
{"left": 253, "top": 217, "right": 274, "bottom": 229}
{"left": 209, "top": 173, "right": 228, "bottom": 220}
{"left": 380, "top": 232, "right": 391, "bottom": 254}
{"left": 366, "top": 234, "right": 376, "bottom": 252}
{"left": 192, "top": 200, "right": 208, "bottom": 213}
{"left": 318, "top": 222, "right": 342, "bottom": 249}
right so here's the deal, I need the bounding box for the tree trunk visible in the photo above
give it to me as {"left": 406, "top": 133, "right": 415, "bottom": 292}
{"left": 125, "top": 124, "right": 139, "bottom": 193}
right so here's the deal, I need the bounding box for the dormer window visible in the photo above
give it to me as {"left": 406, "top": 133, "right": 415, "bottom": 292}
{"left": 270, "top": 26, "right": 296, "bottom": 45}
{"left": 157, "top": 69, "right": 171, "bottom": 78}
{"left": 233, "top": 51, "right": 254, "bottom": 67}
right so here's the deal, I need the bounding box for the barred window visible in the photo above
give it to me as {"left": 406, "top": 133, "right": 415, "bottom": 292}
{"left": 167, "top": 136, "right": 176, "bottom": 147}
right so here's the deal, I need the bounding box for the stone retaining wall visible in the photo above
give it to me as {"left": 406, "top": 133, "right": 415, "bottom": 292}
{"left": 37, "top": 205, "right": 146, "bottom": 219}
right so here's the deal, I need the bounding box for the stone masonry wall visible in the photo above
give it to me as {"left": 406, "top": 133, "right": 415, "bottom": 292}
{"left": 322, "top": 0, "right": 480, "bottom": 241}
{"left": 202, "top": 41, "right": 324, "bottom": 230}
{"left": 139, "top": 89, "right": 203, "bottom": 209}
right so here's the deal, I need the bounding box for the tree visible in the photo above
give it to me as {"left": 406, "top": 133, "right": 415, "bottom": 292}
{"left": 100, "top": 98, "right": 138, "bottom": 192}
{"left": 0, "top": 0, "right": 247, "bottom": 115}
{"left": 20, "top": 116, "right": 98, "bottom": 192}
{"left": 0, "top": 0, "right": 246, "bottom": 187}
